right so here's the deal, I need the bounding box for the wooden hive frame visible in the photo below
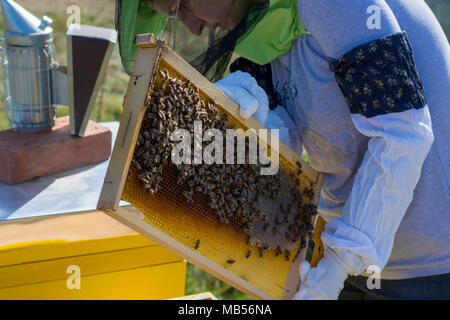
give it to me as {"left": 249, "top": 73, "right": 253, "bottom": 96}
{"left": 97, "top": 34, "right": 325, "bottom": 300}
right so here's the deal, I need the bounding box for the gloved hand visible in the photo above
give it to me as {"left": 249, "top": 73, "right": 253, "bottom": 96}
{"left": 292, "top": 250, "right": 349, "bottom": 300}
{"left": 214, "top": 71, "right": 269, "bottom": 125}
{"left": 215, "top": 71, "right": 302, "bottom": 155}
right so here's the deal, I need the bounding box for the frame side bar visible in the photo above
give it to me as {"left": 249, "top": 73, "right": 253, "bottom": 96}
{"left": 97, "top": 39, "right": 165, "bottom": 210}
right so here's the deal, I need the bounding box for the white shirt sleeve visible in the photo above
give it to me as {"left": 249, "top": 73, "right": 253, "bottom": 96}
{"left": 321, "top": 107, "right": 434, "bottom": 275}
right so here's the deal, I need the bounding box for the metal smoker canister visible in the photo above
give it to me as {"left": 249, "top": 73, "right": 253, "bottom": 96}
{"left": 1, "top": 0, "right": 58, "bottom": 132}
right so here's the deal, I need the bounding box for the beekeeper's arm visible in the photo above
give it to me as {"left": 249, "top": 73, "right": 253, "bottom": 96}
{"left": 293, "top": 0, "right": 434, "bottom": 299}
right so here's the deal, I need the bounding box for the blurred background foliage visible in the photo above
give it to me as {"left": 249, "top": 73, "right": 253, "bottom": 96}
{"left": 0, "top": 0, "right": 448, "bottom": 299}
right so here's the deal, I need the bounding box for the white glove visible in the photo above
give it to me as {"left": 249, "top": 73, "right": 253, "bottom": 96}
{"left": 215, "top": 72, "right": 302, "bottom": 155}
{"left": 292, "top": 250, "right": 349, "bottom": 300}
{"left": 215, "top": 71, "right": 269, "bottom": 125}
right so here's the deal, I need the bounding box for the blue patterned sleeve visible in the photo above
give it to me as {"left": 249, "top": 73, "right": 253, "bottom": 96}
{"left": 329, "top": 32, "right": 427, "bottom": 118}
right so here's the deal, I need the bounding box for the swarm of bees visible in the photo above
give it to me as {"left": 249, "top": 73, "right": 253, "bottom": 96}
{"left": 132, "top": 69, "right": 317, "bottom": 261}
{"left": 248, "top": 170, "right": 316, "bottom": 254}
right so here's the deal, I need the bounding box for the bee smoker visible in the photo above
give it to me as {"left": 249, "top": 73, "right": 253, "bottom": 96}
{"left": 0, "top": 0, "right": 118, "bottom": 185}
{"left": 0, "top": 0, "right": 67, "bottom": 132}
{"left": 0, "top": 0, "right": 117, "bottom": 136}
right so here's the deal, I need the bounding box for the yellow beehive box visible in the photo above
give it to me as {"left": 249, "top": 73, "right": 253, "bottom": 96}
{"left": 0, "top": 209, "right": 186, "bottom": 300}
{"left": 97, "top": 34, "right": 324, "bottom": 300}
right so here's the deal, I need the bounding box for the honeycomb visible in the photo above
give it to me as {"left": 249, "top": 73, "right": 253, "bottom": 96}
{"left": 121, "top": 59, "right": 318, "bottom": 299}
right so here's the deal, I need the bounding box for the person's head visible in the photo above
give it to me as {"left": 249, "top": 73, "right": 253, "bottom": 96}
{"left": 145, "top": 0, "right": 268, "bottom": 36}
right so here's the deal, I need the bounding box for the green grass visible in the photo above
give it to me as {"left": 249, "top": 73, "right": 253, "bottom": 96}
{"left": 185, "top": 263, "right": 252, "bottom": 300}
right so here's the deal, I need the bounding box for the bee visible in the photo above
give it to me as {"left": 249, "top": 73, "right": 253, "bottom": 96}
{"left": 158, "top": 110, "right": 166, "bottom": 121}
{"left": 275, "top": 246, "right": 281, "bottom": 257}
{"left": 304, "top": 188, "right": 314, "bottom": 200}
{"left": 134, "top": 160, "right": 142, "bottom": 171}
{"left": 218, "top": 215, "right": 230, "bottom": 225}
{"left": 294, "top": 248, "right": 301, "bottom": 260}
{"left": 284, "top": 250, "right": 291, "bottom": 262}
{"left": 245, "top": 250, "right": 251, "bottom": 259}
{"left": 133, "top": 73, "right": 142, "bottom": 86}
{"left": 194, "top": 239, "right": 200, "bottom": 250}
{"left": 161, "top": 79, "right": 169, "bottom": 92}
{"left": 159, "top": 69, "right": 168, "bottom": 80}
{"left": 222, "top": 113, "right": 229, "bottom": 122}
{"left": 143, "top": 130, "right": 151, "bottom": 140}
{"left": 182, "top": 190, "right": 194, "bottom": 203}
{"left": 259, "top": 247, "right": 264, "bottom": 257}
{"left": 300, "top": 238, "right": 307, "bottom": 250}
{"left": 226, "top": 259, "right": 235, "bottom": 264}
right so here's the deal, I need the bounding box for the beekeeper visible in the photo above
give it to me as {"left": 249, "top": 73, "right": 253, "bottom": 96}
{"left": 116, "top": 0, "right": 450, "bottom": 299}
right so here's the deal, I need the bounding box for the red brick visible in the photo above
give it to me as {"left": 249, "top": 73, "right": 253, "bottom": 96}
{"left": 0, "top": 116, "right": 111, "bottom": 185}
